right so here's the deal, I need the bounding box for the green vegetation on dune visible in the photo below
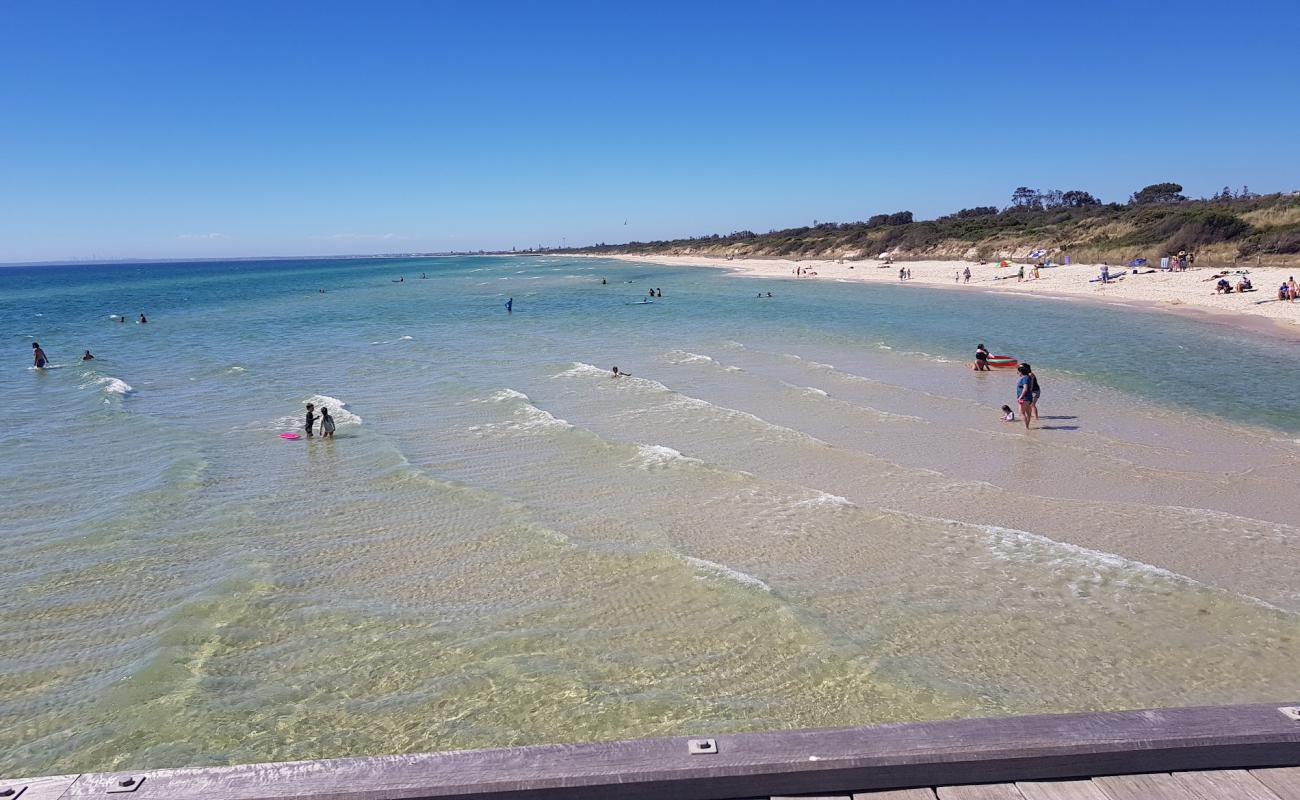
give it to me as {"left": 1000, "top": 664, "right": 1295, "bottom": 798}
{"left": 554, "top": 184, "right": 1300, "bottom": 267}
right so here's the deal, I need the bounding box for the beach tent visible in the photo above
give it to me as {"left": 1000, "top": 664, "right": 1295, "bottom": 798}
{"left": 1027, "top": 248, "right": 1048, "bottom": 259}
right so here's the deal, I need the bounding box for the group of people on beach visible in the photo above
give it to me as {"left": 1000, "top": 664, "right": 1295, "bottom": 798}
{"left": 1167, "top": 250, "right": 1195, "bottom": 271}
{"left": 973, "top": 343, "right": 1043, "bottom": 431}
{"left": 1278, "top": 276, "right": 1298, "bottom": 301}
{"left": 28, "top": 313, "right": 148, "bottom": 369}
{"left": 302, "top": 402, "right": 336, "bottom": 438}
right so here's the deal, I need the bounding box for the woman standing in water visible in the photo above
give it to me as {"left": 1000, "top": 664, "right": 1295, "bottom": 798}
{"left": 1015, "top": 364, "right": 1035, "bottom": 430}
{"left": 1022, "top": 362, "right": 1042, "bottom": 421}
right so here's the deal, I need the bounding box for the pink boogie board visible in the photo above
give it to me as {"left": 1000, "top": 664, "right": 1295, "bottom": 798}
{"left": 279, "top": 432, "right": 301, "bottom": 440}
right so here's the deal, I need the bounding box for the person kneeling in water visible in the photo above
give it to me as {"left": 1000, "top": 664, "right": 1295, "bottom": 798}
{"left": 1000, "top": 404, "right": 1015, "bottom": 422}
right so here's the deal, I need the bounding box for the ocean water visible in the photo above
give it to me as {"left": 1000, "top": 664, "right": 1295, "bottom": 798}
{"left": 2, "top": 255, "right": 1298, "bottom": 776}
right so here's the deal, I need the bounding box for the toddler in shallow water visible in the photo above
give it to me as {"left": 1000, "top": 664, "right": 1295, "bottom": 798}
{"left": 1001, "top": 404, "right": 1016, "bottom": 422}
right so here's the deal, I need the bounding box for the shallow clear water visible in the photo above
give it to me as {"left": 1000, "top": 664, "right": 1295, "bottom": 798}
{"left": 2, "top": 256, "right": 1297, "bottom": 775}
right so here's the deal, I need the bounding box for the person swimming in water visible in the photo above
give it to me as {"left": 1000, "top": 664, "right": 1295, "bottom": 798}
{"left": 138, "top": 313, "right": 148, "bottom": 324}
{"left": 81, "top": 350, "right": 95, "bottom": 361}
{"left": 32, "top": 342, "right": 48, "bottom": 368}
{"left": 611, "top": 366, "right": 629, "bottom": 378}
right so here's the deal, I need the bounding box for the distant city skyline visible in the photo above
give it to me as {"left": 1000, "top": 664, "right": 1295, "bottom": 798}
{"left": 3, "top": 0, "right": 1298, "bottom": 262}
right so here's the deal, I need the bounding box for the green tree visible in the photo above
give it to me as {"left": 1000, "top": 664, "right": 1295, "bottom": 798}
{"left": 1061, "top": 190, "right": 1100, "bottom": 207}
{"left": 1011, "top": 186, "right": 1040, "bottom": 208}
{"left": 1130, "top": 182, "right": 1186, "bottom": 205}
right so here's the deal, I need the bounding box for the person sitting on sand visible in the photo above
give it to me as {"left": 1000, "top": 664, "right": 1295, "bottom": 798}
{"left": 1236, "top": 277, "right": 1251, "bottom": 293}
{"left": 81, "top": 350, "right": 94, "bottom": 361}
{"left": 611, "top": 366, "right": 629, "bottom": 378}
{"left": 32, "top": 342, "right": 48, "bottom": 368}
{"left": 1001, "top": 404, "right": 1015, "bottom": 422}
{"left": 1215, "top": 278, "right": 1231, "bottom": 294}
{"left": 1280, "top": 283, "right": 1291, "bottom": 301}
{"left": 972, "top": 343, "right": 990, "bottom": 371}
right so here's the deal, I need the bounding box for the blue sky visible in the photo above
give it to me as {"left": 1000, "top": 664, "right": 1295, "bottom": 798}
{"left": 2, "top": 0, "right": 1297, "bottom": 262}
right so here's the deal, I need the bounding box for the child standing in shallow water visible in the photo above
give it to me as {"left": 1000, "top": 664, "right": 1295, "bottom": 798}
{"left": 320, "top": 406, "right": 335, "bottom": 438}
{"left": 304, "top": 402, "right": 316, "bottom": 437}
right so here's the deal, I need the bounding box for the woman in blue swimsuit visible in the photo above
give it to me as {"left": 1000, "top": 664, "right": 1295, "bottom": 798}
{"left": 1015, "top": 364, "right": 1034, "bottom": 430}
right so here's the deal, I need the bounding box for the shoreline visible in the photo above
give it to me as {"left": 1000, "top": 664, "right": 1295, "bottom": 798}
{"left": 578, "top": 254, "right": 1300, "bottom": 340}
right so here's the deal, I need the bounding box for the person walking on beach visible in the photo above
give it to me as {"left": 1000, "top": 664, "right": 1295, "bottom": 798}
{"left": 1022, "top": 362, "right": 1042, "bottom": 421}
{"left": 1017, "top": 265, "right": 1025, "bottom": 282}
{"left": 963, "top": 266, "right": 971, "bottom": 284}
{"left": 319, "top": 406, "right": 336, "bottom": 439}
{"left": 31, "top": 342, "right": 48, "bottom": 368}
{"left": 1015, "top": 364, "right": 1035, "bottom": 430}
{"left": 304, "top": 402, "right": 317, "bottom": 437}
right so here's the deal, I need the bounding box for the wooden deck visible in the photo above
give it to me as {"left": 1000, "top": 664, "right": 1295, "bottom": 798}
{"left": 3, "top": 703, "right": 1298, "bottom": 800}
{"left": 828, "top": 766, "right": 1300, "bottom": 799}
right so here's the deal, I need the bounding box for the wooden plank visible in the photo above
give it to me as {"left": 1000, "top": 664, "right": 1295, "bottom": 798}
{"left": 1094, "top": 773, "right": 1198, "bottom": 800}
{"left": 1174, "top": 769, "right": 1282, "bottom": 800}
{"left": 24, "top": 702, "right": 1300, "bottom": 800}
{"left": 1255, "top": 767, "right": 1300, "bottom": 800}
{"left": 0, "top": 774, "right": 81, "bottom": 800}
{"left": 938, "top": 784, "right": 1025, "bottom": 799}
{"left": 853, "top": 790, "right": 937, "bottom": 799}
{"left": 1016, "top": 779, "right": 1111, "bottom": 800}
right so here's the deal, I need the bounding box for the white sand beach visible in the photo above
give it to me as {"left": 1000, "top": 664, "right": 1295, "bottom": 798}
{"left": 590, "top": 254, "right": 1300, "bottom": 334}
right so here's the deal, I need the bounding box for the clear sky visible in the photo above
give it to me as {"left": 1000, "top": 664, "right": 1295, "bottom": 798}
{"left": 3, "top": 0, "right": 1298, "bottom": 262}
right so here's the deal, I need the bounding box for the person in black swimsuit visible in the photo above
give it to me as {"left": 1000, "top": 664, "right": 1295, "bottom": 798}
{"left": 32, "top": 342, "right": 48, "bottom": 368}
{"left": 304, "top": 402, "right": 317, "bottom": 437}
{"left": 972, "top": 343, "right": 990, "bottom": 371}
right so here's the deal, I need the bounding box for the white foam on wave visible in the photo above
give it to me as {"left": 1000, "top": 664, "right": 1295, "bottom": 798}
{"left": 308, "top": 395, "right": 362, "bottom": 425}
{"left": 510, "top": 404, "right": 574, "bottom": 431}
{"left": 226, "top": 366, "right": 246, "bottom": 374}
{"left": 666, "top": 350, "right": 715, "bottom": 365}
{"left": 555, "top": 361, "right": 609, "bottom": 378}
{"left": 633, "top": 444, "right": 703, "bottom": 469}
{"left": 98, "top": 377, "right": 134, "bottom": 396}
{"left": 886, "top": 508, "right": 1297, "bottom": 615}
{"left": 478, "top": 389, "right": 573, "bottom": 431}
{"left": 791, "top": 491, "right": 854, "bottom": 509}
{"left": 682, "top": 556, "right": 772, "bottom": 593}
{"left": 804, "top": 386, "right": 830, "bottom": 398}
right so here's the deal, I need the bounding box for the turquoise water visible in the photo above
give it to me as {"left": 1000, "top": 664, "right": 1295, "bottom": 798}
{"left": 2, "top": 256, "right": 1298, "bottom": 776}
